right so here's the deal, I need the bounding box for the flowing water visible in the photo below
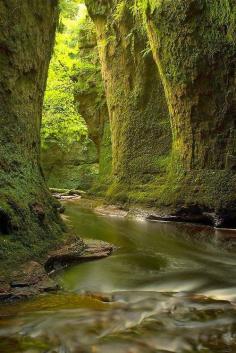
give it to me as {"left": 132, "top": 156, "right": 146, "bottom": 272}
{"left": 1, "top": 200, "right": 236, "bottom": 353}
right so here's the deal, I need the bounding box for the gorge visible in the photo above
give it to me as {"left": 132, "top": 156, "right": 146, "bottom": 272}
{"left": 0, "top": 0, "right": 236, "bottom": 270}
{"left": 0, "top": 1, "right": 236, "bottom": 352}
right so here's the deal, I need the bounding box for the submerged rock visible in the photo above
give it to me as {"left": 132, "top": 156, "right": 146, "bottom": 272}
{"left": 84, "top": 291, "right": 113, "bottom": 303}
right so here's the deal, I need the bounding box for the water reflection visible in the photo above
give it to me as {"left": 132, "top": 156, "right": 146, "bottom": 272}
{"left": 0, "top": 200, "right": 236, "bottom": 353}
{"left": 62, "top": 202, "right": 236, "bottom": 301}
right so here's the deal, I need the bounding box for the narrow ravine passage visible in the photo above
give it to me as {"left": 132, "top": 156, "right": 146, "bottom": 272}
{"left": 0, "top": 200, "right": 236, "bottom": 353}
{"left": 0, "top": 2, "right": 236, "bottom": 352}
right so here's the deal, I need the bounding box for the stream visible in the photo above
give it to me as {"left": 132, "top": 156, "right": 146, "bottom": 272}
{"left": 0, "top": 200, "right": 236, "bottom": 353}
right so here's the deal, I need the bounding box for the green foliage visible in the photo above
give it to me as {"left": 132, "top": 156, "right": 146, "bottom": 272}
{"left": 71, "top": 14, "right": 105, "bottom": 107}
{"left": 72, "top": 10, "right": 96, "bottom": 45}
{"left": 59, "top": 0, "right": 84, "bottom": 18}
{"left": 113, "top": 1, "right": 126, "bottom": 21}
{"left": 41, "top": 4, "right": 105, "bottom": 191}
{"left": 42, "top": 4, "right": 88, "bottom": 151}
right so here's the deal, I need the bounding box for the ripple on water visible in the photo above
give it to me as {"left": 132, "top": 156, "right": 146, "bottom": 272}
{"left": 0, "top": 291, "right": 236, "bottom": 353}
{"left": 0, "top": 201, "right": 236, "bottom": 353}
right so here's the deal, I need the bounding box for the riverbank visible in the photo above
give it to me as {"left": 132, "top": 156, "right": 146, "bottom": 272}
{"left": 52, "top": 188, "right": 236, "bottom": 229}
{"left": 0, "top": 235, "right": 114, "bottom": 303}
{"left": 94, "top": 203, "right": 236, "bottom": 233}
{"left": 1, "top": 193, "right": 235, "bottom": 304}
{"left": 1, "top": 198, "right": 236, "bottom": 353}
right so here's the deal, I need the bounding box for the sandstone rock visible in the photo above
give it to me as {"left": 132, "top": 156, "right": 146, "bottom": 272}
{"left": 45, "top": 239, "right": 114, "bottom": 273}
{"left": 0, "top": 238, "right": 114, "bottom": 303}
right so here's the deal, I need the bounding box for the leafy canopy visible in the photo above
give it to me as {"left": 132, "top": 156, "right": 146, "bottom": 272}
{"left": 41, "top": 2, "right": 88, "bottom": 151}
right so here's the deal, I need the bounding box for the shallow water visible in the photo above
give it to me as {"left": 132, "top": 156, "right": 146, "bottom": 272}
{"left": 0, "top": 200, "right": 236, "bottom": 353}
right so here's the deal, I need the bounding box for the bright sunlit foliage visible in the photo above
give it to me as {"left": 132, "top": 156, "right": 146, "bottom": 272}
{"left": 41, "top": 2, "right": 88, "bottom": 150}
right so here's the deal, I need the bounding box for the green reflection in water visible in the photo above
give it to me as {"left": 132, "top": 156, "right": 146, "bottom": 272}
{"left": 0, "top": 200, "right": 236, "bottom": 353}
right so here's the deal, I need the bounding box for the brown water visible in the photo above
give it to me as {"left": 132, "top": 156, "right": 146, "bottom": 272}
{"left": 0, "top": 200, "right": 236, "bottom": 353}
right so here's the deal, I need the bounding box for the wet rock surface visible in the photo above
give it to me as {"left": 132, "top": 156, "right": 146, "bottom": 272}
{"left": 95, "top": 205, "right": 128, "bottom": 217}
{"left": 45, "top": 239, "right": 114, "bottom": 273}
{"left": 95, "top": 201, "right": 236, "bottom": 230}
{"left": 0, "top": 262, "right": 58, "bottom": 303}
{"left": 145, "top": 205, "right": 236, "bottom": 229}
{"left": 54, "top": 194, "right": 82, "bottom": 201}
{"left": 0, "top": 238, "right": 114, "bottom": 303}
{"left": 50, "top": 188, "right": 86, "bottom": 201}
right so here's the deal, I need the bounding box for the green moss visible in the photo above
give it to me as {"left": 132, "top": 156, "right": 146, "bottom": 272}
{"left": 104, "top": 169, "right": 236, "bottom": 215}
{"left": 86, "top": 0, "right": 171, "bottom": 198}
{"left": 135, "top": 0, "right": 236, "bottom": 212}
{"left": 99, "top": 121, "right": 112, "bottom": 181}
{"left": 156, "top": 169, "right": 236, "bottom": 212}
{"left": 0, "top": 0, "right": 64, "bottom": 274}
{"left": 42, "top": 140, "right": 99, "bottom": 190}
{"left": 85, "top": 0, "right": 109, "bottom": 17}
{"left": 146, "top": 0, "right": 236, "bottom": 169}
{"left": 73, "top": 12, "right": 112, "bottom": 192}
{"left": 83, "top": 0, "right": 236, "bottom": 218}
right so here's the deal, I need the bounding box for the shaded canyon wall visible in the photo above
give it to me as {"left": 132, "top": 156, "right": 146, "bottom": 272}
{"left": 73, "top": 15, "right": 112, "bottom": 189}
{"left": 145, "top": 0, "right": 236, "bottom": 224}
{"left": 0, "top": 0, "right": 63, "bottom": 269}
{"left": 84, "top": 0, "right": 236, "bottom": 225}
{"left": 85, "top": 0, "right": 171, "bottom": 202}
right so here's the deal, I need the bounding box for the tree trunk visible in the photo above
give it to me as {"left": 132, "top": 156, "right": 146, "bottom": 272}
{"left": 85, "top": 0, "right": 171, "bottom": 200}
{"left": 0, "top": 0, "right": 63, "bottom": 265}
{"left": 146, "top": 0, "right": 236, "bottom": 223}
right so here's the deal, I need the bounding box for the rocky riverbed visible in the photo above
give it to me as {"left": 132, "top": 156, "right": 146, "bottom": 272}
{"left": 95, "top": 203, "right": 236, "bottom": 232}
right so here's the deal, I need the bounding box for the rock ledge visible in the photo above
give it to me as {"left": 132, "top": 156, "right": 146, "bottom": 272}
{"left": 0, "top": 238, "right": 114, "bottom": 303}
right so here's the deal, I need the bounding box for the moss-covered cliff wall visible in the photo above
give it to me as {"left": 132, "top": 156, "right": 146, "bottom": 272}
{"left": 85, "top": 0, "right": 171, "bottom": 201}
{"left": 0, "top": 0, "right": 63, "bottom": 268}
{"left": 143, "top": 0, "right": 236, "bottom": 224}
{"left": 0, "top": 0, "right": 234, "bottom": 255}
{"left": 41, "top": 139, "right": 99, "bottom": 190}
{"left": 73, "top": 14, "right": 112, "bottom": 187}
{"left": 84, "top": 0, "right": 236, "bottom": 225}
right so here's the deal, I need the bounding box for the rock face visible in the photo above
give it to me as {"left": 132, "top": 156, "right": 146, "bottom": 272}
{"left": 73, "top": 15, "right": 112, "bottom": 186}
{"left": 145, "top": 0, "right": 236, "bottom": 223}
{"left": 0, "top": 261, "right": 58, "bottom": 302}
{"left": 41, "top": 140, "right": 99, "bottom": 190}
{"left": 85, "top": 0, "right": 171, "bottom": 199}
{"left": 85, "top": 0, "right": 236, "bottom": 225}
{"left": 0, "top": 0, "right": 63, "bottom": 269}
